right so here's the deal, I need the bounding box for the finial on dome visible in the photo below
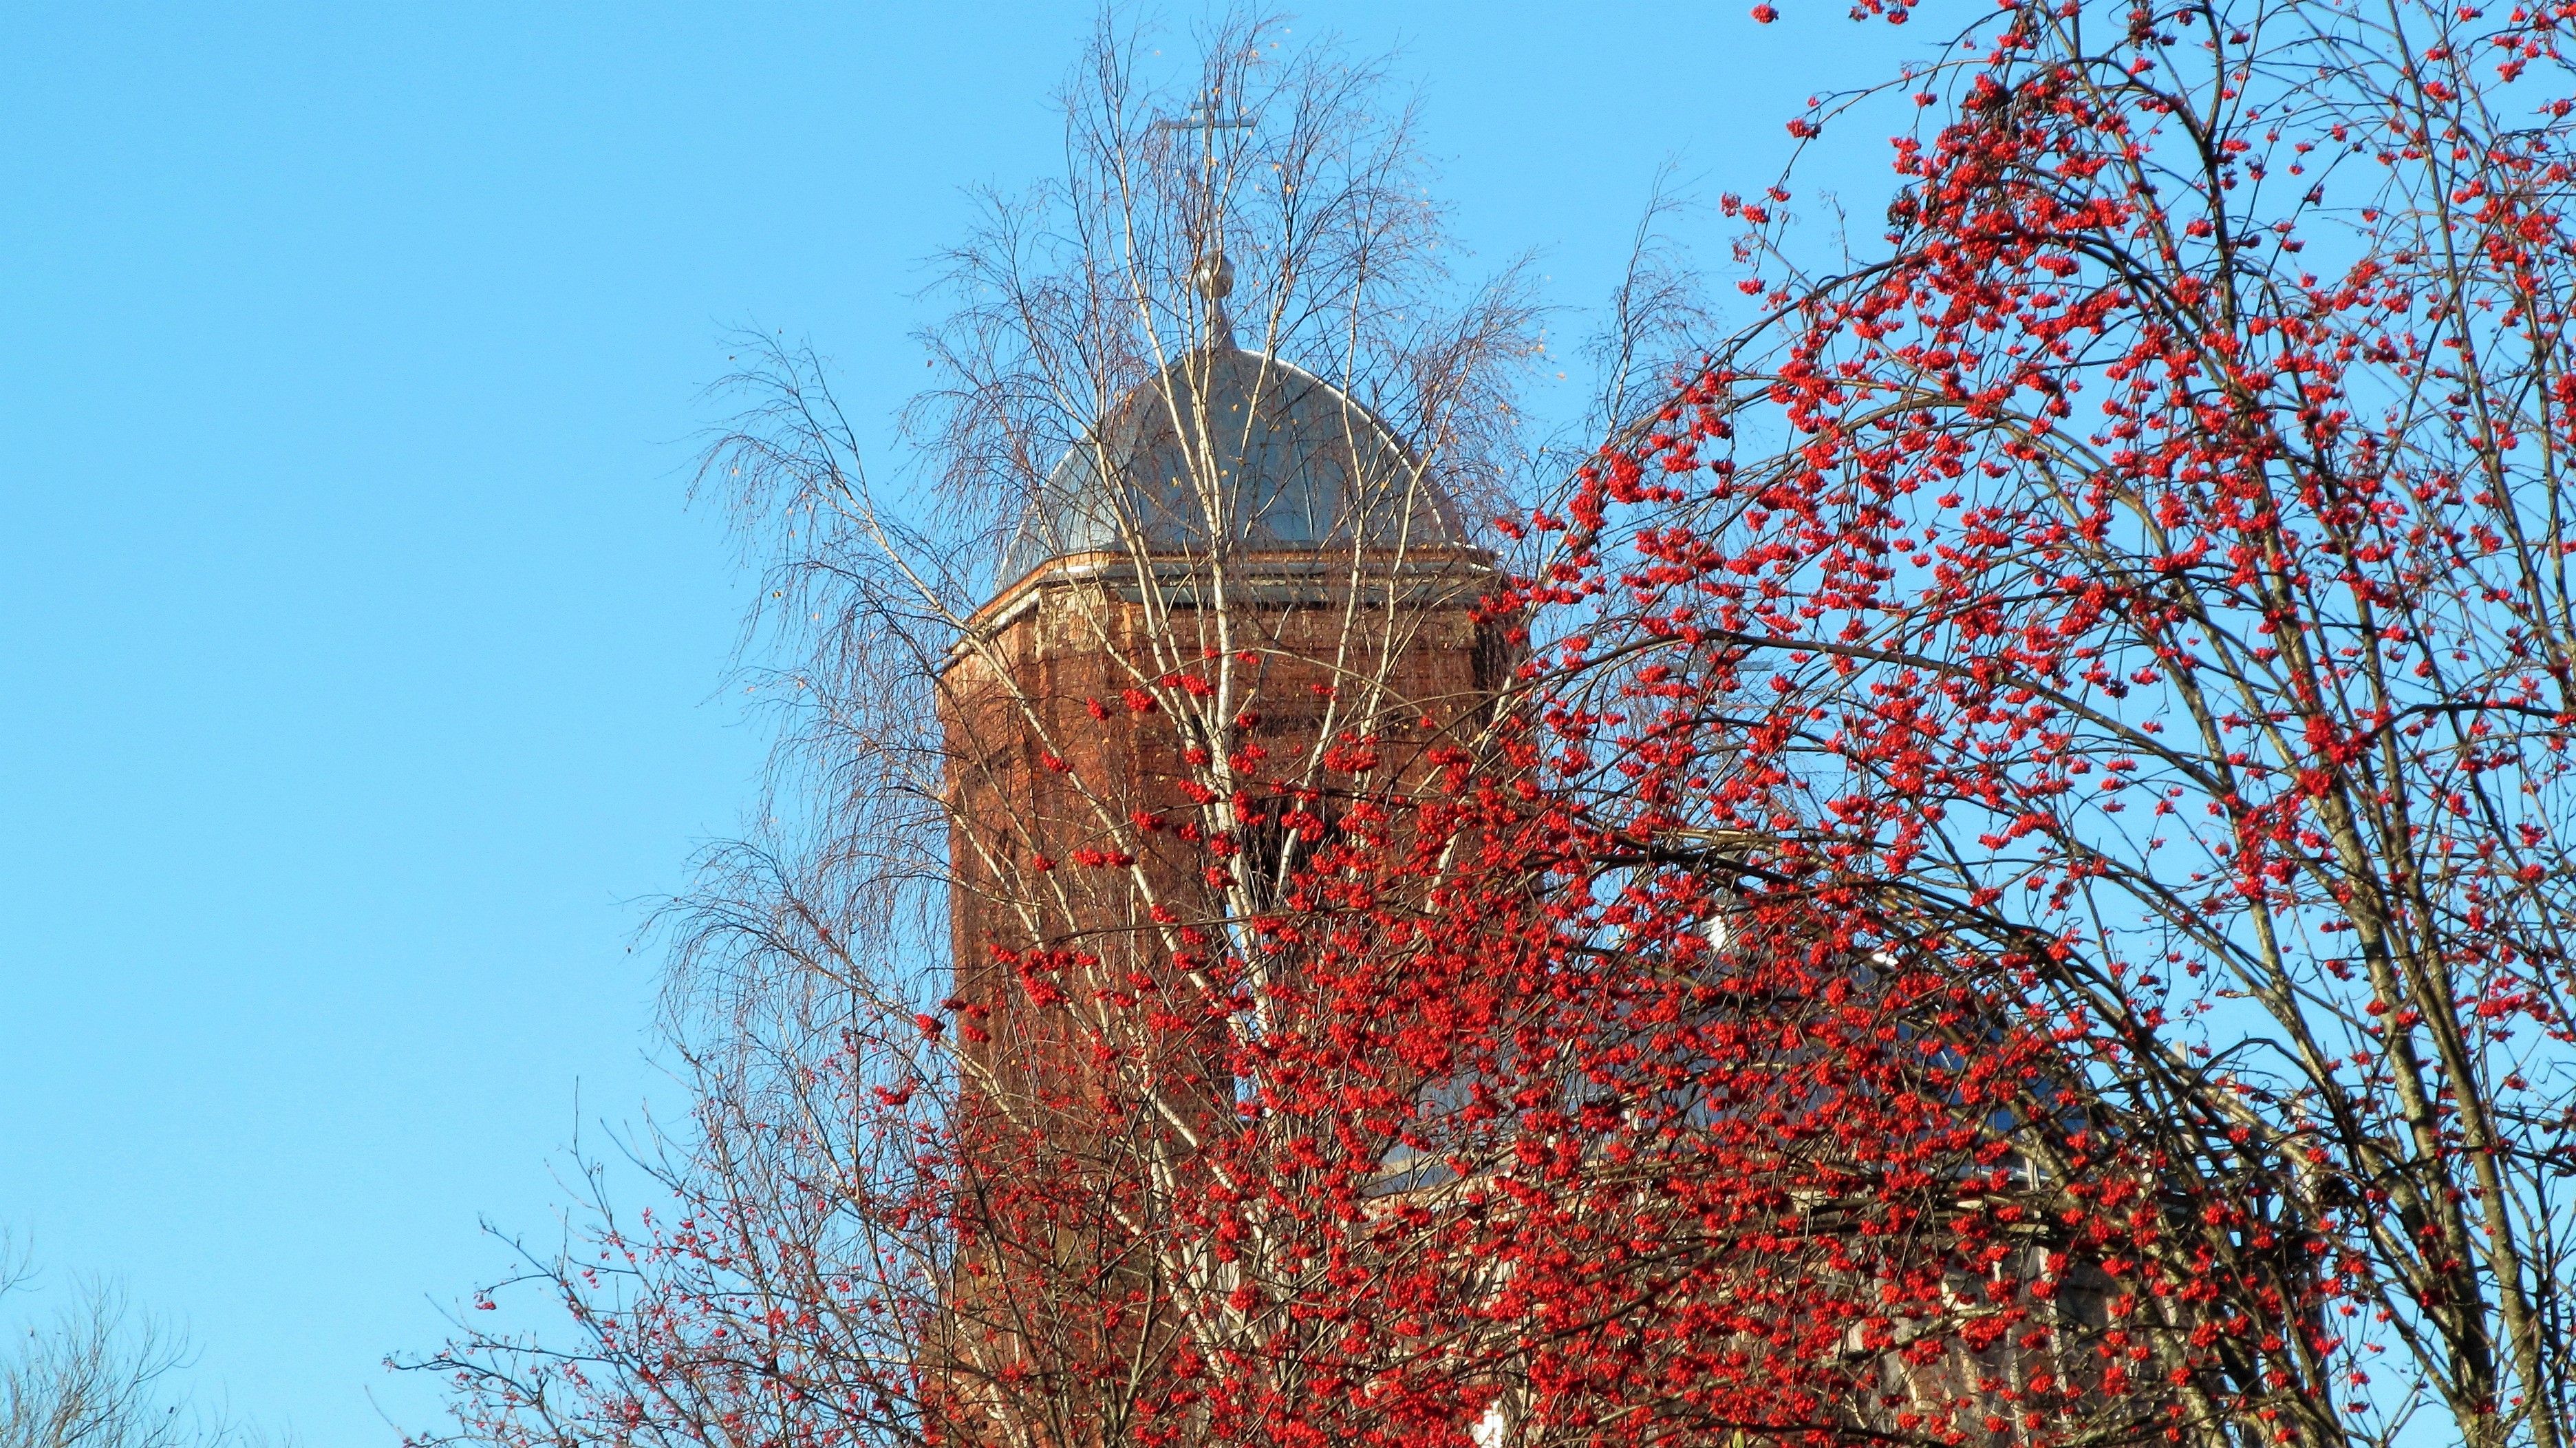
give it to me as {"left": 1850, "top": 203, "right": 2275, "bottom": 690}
{"left": 1194, "top": 249, "right": 1234, "bottom": 301}
{"left": 1194, "top": 248, "right": 1237, "bottom": 351}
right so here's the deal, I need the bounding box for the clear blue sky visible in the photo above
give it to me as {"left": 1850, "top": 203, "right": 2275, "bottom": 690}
{"left": 0, "top": 4, "right": 1907, "bottom": 1442}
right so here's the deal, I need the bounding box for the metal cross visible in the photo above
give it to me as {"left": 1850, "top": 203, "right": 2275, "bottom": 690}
{"left": 1151, "top": 101, "right": 1255, "bottom": 138}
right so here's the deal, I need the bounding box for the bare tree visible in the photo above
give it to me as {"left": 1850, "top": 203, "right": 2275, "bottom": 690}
{"left": 1, "top": 1238, "right": 266, "bottom": 1448}
{"left": 409, "top": 13, "right": 1721, "bottom": 1448}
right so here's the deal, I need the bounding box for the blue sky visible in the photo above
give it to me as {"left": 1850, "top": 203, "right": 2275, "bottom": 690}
{"left": 0, "top": 4, "right": 1909, "bottom": 1441}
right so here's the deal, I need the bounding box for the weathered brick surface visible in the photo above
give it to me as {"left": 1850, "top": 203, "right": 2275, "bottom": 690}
{"left": 927, "top": 549, "right": 1510, "bottom": 1446}
{"left": 938, "top": 547, "right": 1509, "bottom": 1054}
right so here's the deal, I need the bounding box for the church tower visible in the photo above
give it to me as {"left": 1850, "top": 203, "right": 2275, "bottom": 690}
{"left": 936, "top": 257, "right": 1511, "bottom": 1135}
{"left": 925, "top": 255, "right": 1514, "bottom": 1446}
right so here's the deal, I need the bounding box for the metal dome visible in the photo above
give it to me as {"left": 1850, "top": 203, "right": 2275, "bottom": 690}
{"left": 996, "top": 345, "right": 1469, "bottom": 588}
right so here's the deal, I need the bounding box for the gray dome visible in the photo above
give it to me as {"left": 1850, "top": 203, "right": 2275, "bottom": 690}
{"left": 998, "top": 348, "right": 1468, "bottom": 587}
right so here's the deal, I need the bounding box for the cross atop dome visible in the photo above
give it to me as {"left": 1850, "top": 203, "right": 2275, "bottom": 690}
{"left": 990, "top": 250, "right": 1472, "bottom": 593}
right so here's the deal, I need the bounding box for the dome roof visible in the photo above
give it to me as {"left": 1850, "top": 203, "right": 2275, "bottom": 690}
{"left": 997, "top": 346, "right": 1468, "bottom": 588}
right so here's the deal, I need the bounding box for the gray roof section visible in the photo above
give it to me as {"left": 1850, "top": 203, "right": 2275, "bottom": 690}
{"left": 996, "top": 347, "right": 1468, "bottom": 588}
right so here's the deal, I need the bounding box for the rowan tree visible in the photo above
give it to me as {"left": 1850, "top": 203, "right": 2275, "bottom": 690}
{"left": 1497, "top": 0, "right": 2576, "bottom": 1442}
{"left": 412, "top": 2, "right": 2576, "bottom": 1448}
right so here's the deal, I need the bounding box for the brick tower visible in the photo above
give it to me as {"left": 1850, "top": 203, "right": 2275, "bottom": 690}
{"left": 928, "top": 260, "right": 1510, "bottom": 1442}
{"left": 936, "top": 251, "right": 1509, "bottom": 1116}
